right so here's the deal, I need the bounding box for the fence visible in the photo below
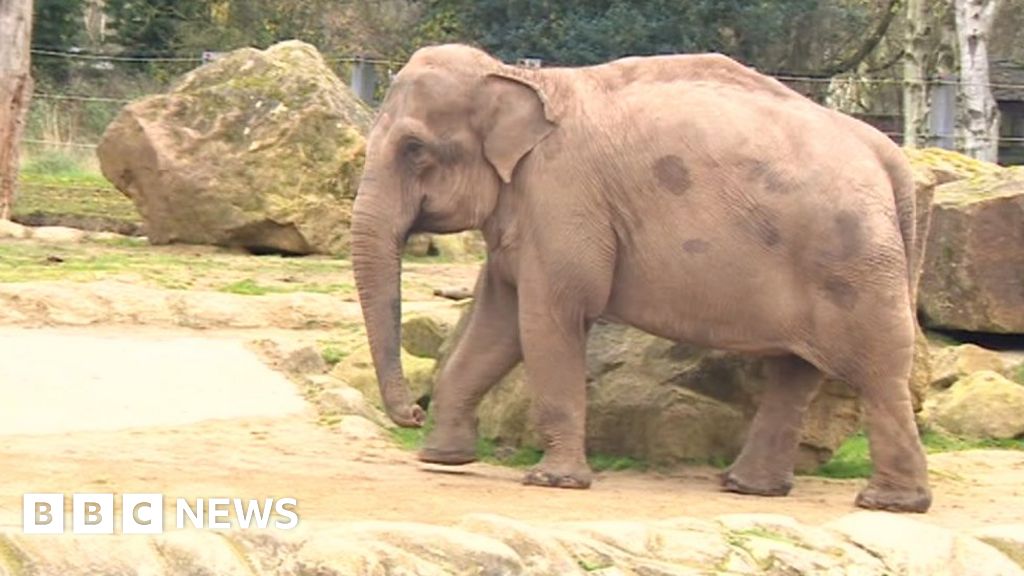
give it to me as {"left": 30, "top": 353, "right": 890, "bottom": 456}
{"left": 21, "top": 47, "right": 1024, "bottom": 164}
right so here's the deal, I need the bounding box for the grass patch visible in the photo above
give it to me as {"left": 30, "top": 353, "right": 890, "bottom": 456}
{"left": 218, "top": 278, "right": 355, "bottom": 296}
{"left": 320, "top": 346, "right": 347, "bottom": 367}
{"left": 390, "top": 426, "right": 428, "bottom": 451}
{"left": 220, "top": 278, "right": 271, "bottom": 295}
{"left": 920, "top": 430, "right": 1024, "bottom": 452}
{"left": 16, "top": 152, "right": 139, "bottom": 224}
{"left": 811, "top": 429, "right": 1024, "bottom": 479}
{"left": 812, "top": 433, "right": 872, "bottom": 479}
{"left": 0, "top": 241, "right": 370, "bottom": 296}
{"left": 588, "top": 453, "right": 647, "bottom": 472}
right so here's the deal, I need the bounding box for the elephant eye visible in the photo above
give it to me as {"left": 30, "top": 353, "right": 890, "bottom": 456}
{"left": 402, "top": 138, "right": 426, "bottom": 158}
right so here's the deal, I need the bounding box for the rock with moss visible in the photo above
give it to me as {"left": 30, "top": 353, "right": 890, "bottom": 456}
{"left": 452, "top": 313, "right": 865, "bottom": 471}
{"left": 430, "top": 231, "right": 488, "bottom": 261}
{"left": 905, "top": 147, "right": 1004, "bottom": 185}
{"left": 924, "top": 370, "right": 1024, "bottom": 439}
{"left": 401, "top": 306, "right": 465, "bottom": 360}
{"left": 918, "top": 167, "right": 1024, "bottom": 333}
{"left": 331, "top": 342, "right": 436, "bottom": 414}
{"left": 930, "top": 343, "right": 1010, "bottom": 389}
{"left": 97, "top": 40, "right": 372, "bottom": 255}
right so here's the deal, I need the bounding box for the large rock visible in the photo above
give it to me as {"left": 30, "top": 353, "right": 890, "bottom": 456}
{"left": 918, "top": 166, "right": 1024, "bottom": 333}
{"left": 924, "top": 370, "right": 1024, "bottom": 439}
{"left": 828, "top": 511, "right": 1024, "bottom": 576}
{"left": 471, "top": 320, "right": 863, "bottom": 471}
{"left": 930, "top": 343, "right": 1011, "bottom": 389}
{"left": 98, "top": 41, "right": 372, "bottom": 255}
{"left": 905, "top": 147, "right": 1004, "bottom": 185}
{"left": 2, "top": 513, "right": 1019, "bottom": 576}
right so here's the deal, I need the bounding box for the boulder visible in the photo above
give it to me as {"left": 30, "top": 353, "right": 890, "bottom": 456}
{"left": 401, "top": 306, "right": 465, "bottom": 360}
{"left": 930, "top": 343, "right": 1010, "bottom": 389}
{"left": 905, "top": 147, "right": 1003, "bottom": 185}
{"left": 29, "top": 226, "right": 87, "bottom": 243}
{"left": 331, "top": 343, "right": 436, "bottom": 412}
{"left": 828, "top": 511, "right": 1024, "bottom": 576}
{"left": 918, "top": 166, "right": 1024, "bottom": 333}
{"left": 1, "top": 513, "right": 1021, "bottom": 576}
{"left": 471, "top": 319, "right": 863, "bottom": 471}
{"left": 98, "top": 41, "right": 372, "bottom": 256}
{"left": 404, "top": 231, "right": 487, "bottom": 261}
{"left": 0, "top": 218, "right": 29, "bottom": 239}
{"left": 430, "top": 231, "right": 488, "bottom": 261}
{"left": 924, "top": 370, "right": 1024, "bottom": 439}
{"left": 974, "top": 525, "right": 1024, "bottom": 568}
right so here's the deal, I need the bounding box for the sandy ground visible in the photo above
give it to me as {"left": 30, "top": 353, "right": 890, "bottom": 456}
{"left": 1, "top": 324, "right": 1023, "bottom": 534}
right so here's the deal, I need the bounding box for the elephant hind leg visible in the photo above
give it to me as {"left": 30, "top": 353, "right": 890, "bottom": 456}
{"left": 845, "top": 341, "right": 931, "bottom": 512}
{"left": 721, "top": 354, "right": 824, "bottom": 497}
{"left": 814, "top": 305, "right": 931, "bottom": 512}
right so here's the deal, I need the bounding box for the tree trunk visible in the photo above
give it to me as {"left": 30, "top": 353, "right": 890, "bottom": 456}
{"left": 953, "top": 0, "right": 1001, "bottom": 162}
{"left": 0, "top": 0, "right": 34, "bottom": 221}
{"left": 904, "top": 0, "right": 931, "bottom": 148}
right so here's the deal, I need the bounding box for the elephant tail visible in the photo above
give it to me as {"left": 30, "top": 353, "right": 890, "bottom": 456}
{"left": 887, "top": 152, "right": 928, "bottom": 311}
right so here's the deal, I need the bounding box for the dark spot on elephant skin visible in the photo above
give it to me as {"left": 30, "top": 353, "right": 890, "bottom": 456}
{"left": 743, "top": 206, "right": 781, "bottom": 247}
{"left": 823, "top": 275, "right": 859, "bottom": 310}
{"left": 834, "top": 210, "right": 864, "bottom": 260}
{"left": 749, "top": 161, "right": 792, "bottom": 194}
{"left": 653, "top": 155, "right": 691, "bottom": 194}
{"left": 683, "top": 239, "right": 711, "bottom": 254}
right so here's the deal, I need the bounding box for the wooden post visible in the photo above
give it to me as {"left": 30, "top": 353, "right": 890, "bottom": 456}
{"left": 0, "top": 0, "right": 34, "bottom": 220}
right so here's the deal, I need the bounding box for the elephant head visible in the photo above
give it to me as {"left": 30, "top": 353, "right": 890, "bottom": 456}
{"left": 351, "top": 45, "right": 558, "bottom": 427}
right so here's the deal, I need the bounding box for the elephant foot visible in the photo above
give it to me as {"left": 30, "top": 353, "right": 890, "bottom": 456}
{"left": 522, "top": 460, "right": 593, "bottom": 489}
{"left": 720, "top": 469, "right": 792, "bottom": 497}
{"left": 417, "top": 426, "right": 477, "bottom": 466}
{"left": 855, "top": 482, "right": 932, "bottom": 513}
{"left": 418, "top": 446, "right": 477, "bottom": 465}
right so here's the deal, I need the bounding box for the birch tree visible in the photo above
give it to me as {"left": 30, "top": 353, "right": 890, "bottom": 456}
{"left": 0, "top": 0, "right": 34, "bottom": 220}
{"left": 954, "top": 0, "right": 1001, "bottom": 162}
{"left": 904, "top": 0, "right": 956, "bottom": 148}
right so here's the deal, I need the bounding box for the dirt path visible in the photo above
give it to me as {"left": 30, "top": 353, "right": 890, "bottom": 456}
{"left": 1, "top": 325, "right": 1022, "bottom": 533}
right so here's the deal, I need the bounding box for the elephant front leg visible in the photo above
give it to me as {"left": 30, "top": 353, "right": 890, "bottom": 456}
{"left": 419, "top": 265, "right": 521, "bottom": 465}
{"left": 518, "top": 303, "right": 593, "bottom": 490}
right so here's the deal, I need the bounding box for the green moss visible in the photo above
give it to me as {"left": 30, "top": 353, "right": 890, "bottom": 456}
{"left": 15, "top": 166, "right": 139, "bottom": 224}
{"left": 218, "top": 278, "right": 354, "bottom": 296}
{"left": 1011, "top": 363, "right": 1024, "bottom": 386}
{"left": 810, "top": 429, "right": 1024, "bottom": 479}
{"left": 0, "top": 241, "right": 370, "bottom": 296}
{"left": 811, "top": 433, "right": 873, "bottom": 479}
{"left": 588, "top": 453, "right": 647, "bottom": 472}
{"left": 578, "top": 559, "right": 614, "bottom": 572}
{"left": 390, "top": 426, "right": 429, "bottom": 451}
{"left": 320, "top": 346, "right": 347, "bottom": 367}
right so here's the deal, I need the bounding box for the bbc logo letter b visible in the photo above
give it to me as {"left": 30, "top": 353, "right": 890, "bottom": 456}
{"left": 23, "top": 494, "right": 65, "bottom": 534}
{"left": 73, "top": 493, "right": 114, "bottom": 534}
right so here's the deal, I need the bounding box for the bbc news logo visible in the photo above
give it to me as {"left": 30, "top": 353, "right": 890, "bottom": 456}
{"left": 23, "top": 493, "right": 299, "bottom": 534}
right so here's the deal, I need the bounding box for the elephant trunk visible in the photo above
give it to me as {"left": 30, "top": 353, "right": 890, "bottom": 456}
{"left": 351, "top": 186, "right": 425, "bottom": 428}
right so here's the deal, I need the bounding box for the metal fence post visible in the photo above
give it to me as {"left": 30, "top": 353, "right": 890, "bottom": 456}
{"left": 351, "top": 57, "right": 378, "bottom": 104}
{"left": 930, "top": 76, "right": 956, "bottom": 150}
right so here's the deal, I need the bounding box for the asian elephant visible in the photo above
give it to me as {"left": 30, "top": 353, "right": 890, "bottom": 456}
{"left": 351, "top": 44, "right": 932, "bottom": 513}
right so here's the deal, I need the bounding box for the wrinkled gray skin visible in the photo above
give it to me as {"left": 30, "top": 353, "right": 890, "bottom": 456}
{"left": 351, "top": 44, "right": 931, "bottom": 513}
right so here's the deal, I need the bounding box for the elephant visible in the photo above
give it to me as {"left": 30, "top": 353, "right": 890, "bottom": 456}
{"left": 351, "top": 44, "right": 932, "bottom": 513}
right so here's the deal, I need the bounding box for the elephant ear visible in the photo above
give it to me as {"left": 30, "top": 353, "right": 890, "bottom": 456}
{"left": 477, "top": 71, "right": 558, "bottom": 184}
